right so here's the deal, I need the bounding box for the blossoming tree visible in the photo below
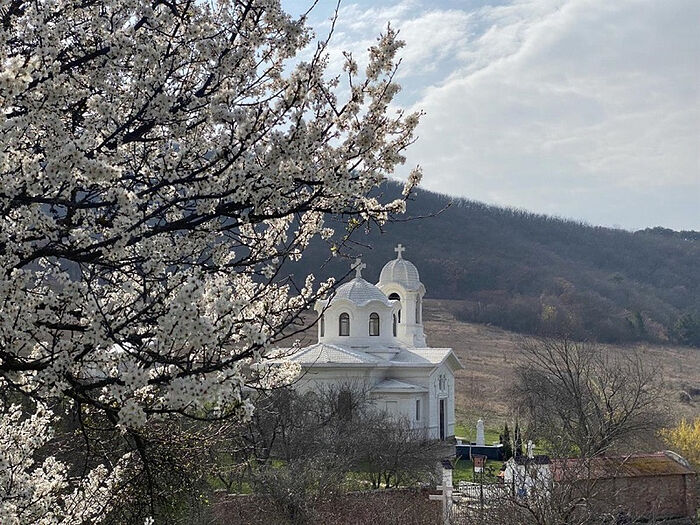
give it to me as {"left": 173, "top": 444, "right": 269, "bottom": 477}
{"left": 0, "top": 0, "right": 420, "bottom": 520}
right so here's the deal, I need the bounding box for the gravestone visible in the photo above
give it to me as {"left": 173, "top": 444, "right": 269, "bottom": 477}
{"left": 476, "top": 418, "right": 485, "bottom": 446}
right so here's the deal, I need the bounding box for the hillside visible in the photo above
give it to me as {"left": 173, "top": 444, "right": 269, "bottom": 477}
{"left": 420, "top": 300, "right": 700, "bottom": 429}
{"left": 287, "top": 182, "right": 699, "bottom": 346}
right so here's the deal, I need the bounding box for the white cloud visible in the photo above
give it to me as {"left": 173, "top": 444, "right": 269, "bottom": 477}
{"left": 297, "top": 0, "right": 700, "bottom": 229}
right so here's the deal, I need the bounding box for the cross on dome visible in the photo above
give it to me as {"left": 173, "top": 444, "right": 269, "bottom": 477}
{"left": 394, "top": 244, "right": 405, "bottom": 259}
{"left": 352, "top": 257, "right": 366, "bottom": 279}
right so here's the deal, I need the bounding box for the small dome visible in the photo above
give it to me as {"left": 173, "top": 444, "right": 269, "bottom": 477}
{"left": 379, "top": 255, "right": 421, "bottom": 291}
{"left": 331, "top": 277, "right": 392, "bottom": 307}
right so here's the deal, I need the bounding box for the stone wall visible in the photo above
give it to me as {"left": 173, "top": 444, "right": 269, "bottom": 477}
{"left": 590, "top": 473, "right": 697, "bottom": 520}
{"left": 212, "top": 487, "right": 442, "bottom": 525}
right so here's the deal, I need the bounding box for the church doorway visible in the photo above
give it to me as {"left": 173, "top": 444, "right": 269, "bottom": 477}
{"left": 439, "top": 399, "right": 446, "bottom": 440}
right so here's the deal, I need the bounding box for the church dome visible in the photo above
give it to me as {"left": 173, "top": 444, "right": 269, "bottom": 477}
{"left": 379, "top": 245, "right": 421, "bottom": 291}
{"left": 331, "top": 277, "right": 392, "bottom": 307}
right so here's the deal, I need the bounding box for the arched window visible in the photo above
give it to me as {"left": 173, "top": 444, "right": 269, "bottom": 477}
{"left": 389, "top": 293, "right": 401, "bottom": 324}
{"left": 339, "top": 313, "right": 350, "bottom": 336}
{"left": 369, "top": 312, "right": 380, "bottom": 336}
{"left": 415, "top": 297, "right": 421, "bottom": 324}
{"left": 320, "top": 315, "right": 325, "bottom": 337}
{"left": 392, "top": 314, "right": 397, "bottom": 336}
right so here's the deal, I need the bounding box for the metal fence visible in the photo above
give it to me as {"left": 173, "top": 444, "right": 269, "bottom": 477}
{"left": 455, "top": 481, "right": 509, "bottom": 506}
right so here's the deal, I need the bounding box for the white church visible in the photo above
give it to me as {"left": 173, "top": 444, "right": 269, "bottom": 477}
{"left": 284, "top": 245, "right": 462, "bottom": 441}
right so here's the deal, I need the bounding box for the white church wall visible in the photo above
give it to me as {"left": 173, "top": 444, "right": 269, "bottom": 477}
{"left": 293, "top": 364, "right": 457, "bottom": 440}
{"left": 414, "top": 393, "right": 428, "bottom": 431}
{"left": 293, "top": 367, "right": 384, "bottom": 395}
{"left": 318, "top": 299, "right": 399, "bottom": 347}
{"left": 428, "top": 380, "right": 438, "bottom": 440}
{"left": 428, "top": 364, "right": 457, "bottom": 440}
{"left": 375, "top": 393, "right": 409, "bottom": 421}
{"left": 385, "top": 369, "right": 430, "bottom": 386}
{"left": 372, "top": 392, "right": 428, "bottom": 429}
{"left": 295, "top": 367, "right": 434, "bottom": 433}
{"left": 378, "top": 371, "right": 432, "bottom": 430}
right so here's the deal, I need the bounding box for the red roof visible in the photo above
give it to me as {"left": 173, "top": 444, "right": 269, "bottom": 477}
{"left": 551, "top": 451, "right": 695, "bottom": 482}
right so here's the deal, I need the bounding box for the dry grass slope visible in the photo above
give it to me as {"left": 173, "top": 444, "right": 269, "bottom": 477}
{"left": 422, "top": 299, "right": 700, "bottom": 430}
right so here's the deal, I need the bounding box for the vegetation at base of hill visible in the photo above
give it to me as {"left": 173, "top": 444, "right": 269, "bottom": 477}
{"left": 288, "top": 182, "right": 699, "bottom": 346}
{"left": 511, "top": 338, "right": 666, "bottom": 457}
{"left": 660, "top": 418, "right": 700, "bottom": 468}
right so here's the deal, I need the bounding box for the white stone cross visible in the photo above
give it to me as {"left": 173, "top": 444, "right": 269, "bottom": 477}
{"left": 352, "top": 257, "right": 366, "bottom": 279}
{"left": 394, "top": 243, "right": 405, "bottom": 259}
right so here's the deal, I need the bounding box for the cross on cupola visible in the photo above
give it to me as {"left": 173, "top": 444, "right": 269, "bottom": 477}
{"left": 352, "top": 257, "right": 366, "bottom": 279}
{"left": 394, "top": 244, "right": 405, "bottom": 259}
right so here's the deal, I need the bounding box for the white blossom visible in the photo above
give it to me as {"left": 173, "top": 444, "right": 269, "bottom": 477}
{"left": 0, "top": 403, "right": 126, "bottom": 525}
{"left": 0, "top": 0, "right": 420, "bottom": 517}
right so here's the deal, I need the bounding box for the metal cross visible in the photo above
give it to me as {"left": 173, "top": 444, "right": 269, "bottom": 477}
{"left": 394, "top": 243, "right": 406, "bottom": 259}
{"left": 352, "top": 257, "right": 366, "bottom": 279}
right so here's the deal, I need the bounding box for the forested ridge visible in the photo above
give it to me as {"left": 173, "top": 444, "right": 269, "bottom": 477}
{"left": 288, "top": 182, "right": 700, "bottom": 346}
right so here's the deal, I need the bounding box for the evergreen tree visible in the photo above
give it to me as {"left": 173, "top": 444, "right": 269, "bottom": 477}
{"left": 514, "top": 422, "right": 524, "bottom": 458}
{"left": 501, "top": 423, "right": 513, "bottom": 460}
{"left": 674, "top": 312, "right": 700, "bottom": 347}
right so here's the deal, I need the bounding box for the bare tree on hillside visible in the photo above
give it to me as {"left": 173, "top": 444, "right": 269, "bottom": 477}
{"left": 452, "top": 338, "right": 673, "bottom": 525}
{"left": 511, "top": 338, "right": 665, "bottom": 457}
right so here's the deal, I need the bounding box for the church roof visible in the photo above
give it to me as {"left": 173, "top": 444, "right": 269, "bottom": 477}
{"left": 282, "top": 343, "right": 463, "bottom": 371}
{"left": 371, "top": 378, "right": 428, "bottom": 393}
{"left": 379, "top": 247, "right": 421, "bottom": 291}
{"left": 330, "top": 277, "right": 392, "bottom": 307}
{"left": 287, "top": 343, "right": 383, "bottom": 365}
{"left": 391, "top": 347, "right": 455, "bottom": 366}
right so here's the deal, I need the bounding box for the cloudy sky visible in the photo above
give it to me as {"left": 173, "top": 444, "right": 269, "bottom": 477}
{"left": 285, "top": 0, "right": 699, "bottom": 230}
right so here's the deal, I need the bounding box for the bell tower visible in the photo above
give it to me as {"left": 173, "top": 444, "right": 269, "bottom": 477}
{"left": 377, "top": 244, "right": 426, "bottom": 347}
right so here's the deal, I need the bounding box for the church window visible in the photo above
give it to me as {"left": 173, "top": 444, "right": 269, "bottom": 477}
{"left": 369, "top": 312, "right": 380, "bottom": 336}
{"left": 320, "top": 315, "right": 325, "bottom": 337}
{"left": 389, "top": 293, "right": 401, "bottom": 323}
{"left": 339, "top": 313, "right": 350, "bottom": 336}
{"left": 415, "top": 399, "right": 421, "bottom": 421}
{"left": 415, "top": 297, "right": 421, "bottom": 324}
{"left": 392, "top": 314, "right": 397, "bottom": 336}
